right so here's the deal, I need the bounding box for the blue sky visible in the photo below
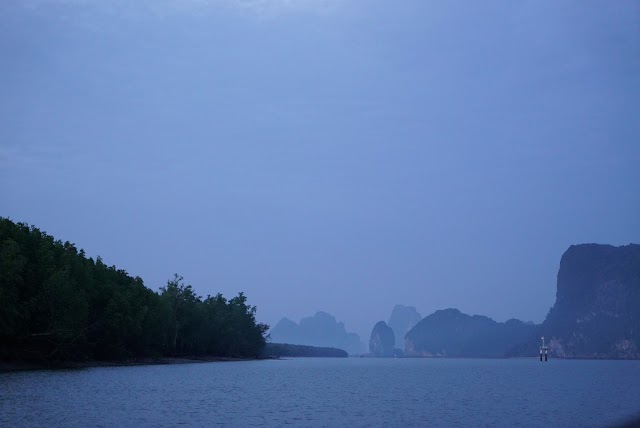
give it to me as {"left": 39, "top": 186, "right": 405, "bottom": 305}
{"left": 1, "top": 0, "right": 639, "bottom": 340}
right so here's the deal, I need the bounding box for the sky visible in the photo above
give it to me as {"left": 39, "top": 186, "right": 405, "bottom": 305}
{"left": 1, "top": 0, "right": 639, "bottom": 341}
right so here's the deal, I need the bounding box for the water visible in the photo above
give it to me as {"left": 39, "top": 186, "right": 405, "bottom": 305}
{"left": 1, "top": 358, "right": 639, "bottom": 427}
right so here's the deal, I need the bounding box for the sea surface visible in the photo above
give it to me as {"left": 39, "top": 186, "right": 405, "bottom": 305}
{"left": 1, "top": 357, "right": 639, "bottom": 427}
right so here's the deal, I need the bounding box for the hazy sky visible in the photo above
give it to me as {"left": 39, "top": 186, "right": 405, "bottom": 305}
{"left": 2, "top": 0, "right": 639, "bottom": 340}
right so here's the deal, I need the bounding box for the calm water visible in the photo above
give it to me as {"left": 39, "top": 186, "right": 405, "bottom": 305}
{"left": 1, "top": 358, "right": 639, "bottom": 427}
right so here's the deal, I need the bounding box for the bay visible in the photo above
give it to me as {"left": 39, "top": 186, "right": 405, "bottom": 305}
{"left": 1, "top": 358, "right": 639, "bottom": 427}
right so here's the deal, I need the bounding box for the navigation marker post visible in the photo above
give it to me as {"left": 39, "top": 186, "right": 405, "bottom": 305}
{"left": 540, "top": 336, "right": 548, "bottom": 362}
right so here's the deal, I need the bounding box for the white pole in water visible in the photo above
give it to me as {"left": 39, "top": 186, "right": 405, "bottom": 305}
{"left": 540, "top": 336, "right": 548, "bottom": 362}
{"left": 540, "top": 340, "right": 543, "bottom": 362}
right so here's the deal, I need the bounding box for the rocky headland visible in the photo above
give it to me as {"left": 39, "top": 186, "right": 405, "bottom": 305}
{"left": 401, "top": 243, "right": 639, "bottom": 359}
{"left": 540, "top": 243, "right": 640, "bottom": 359}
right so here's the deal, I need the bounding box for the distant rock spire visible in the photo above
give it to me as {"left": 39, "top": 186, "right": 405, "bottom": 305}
{"left": 388, "top": 304, "right": 422, "bottom": 349}
{"left": 369, "top": 321, "right": 395, "bottom": 357}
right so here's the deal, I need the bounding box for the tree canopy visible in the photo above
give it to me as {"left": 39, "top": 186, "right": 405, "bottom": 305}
{"left": 0, "top": 218, "right": 268, "bottom": 364}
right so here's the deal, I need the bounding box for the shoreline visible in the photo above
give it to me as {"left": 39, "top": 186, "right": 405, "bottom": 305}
{"left": 4, "top": 355, "right": 636, "bottom": 373}
{"left": 0, "top": 356, "right": 278, "bottom": 373}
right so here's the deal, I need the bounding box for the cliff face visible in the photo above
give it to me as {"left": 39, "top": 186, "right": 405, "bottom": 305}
{"left": 404, "top": 309, "right": 536, "bottom": 357}
{"left": 542, "top": 244, "right": 640, "bottom": 359}
{"left": 369, "top": 321, "right": 395, "bottom": 357}
{"left": 404, "top": 243, "right": 640, "bottom": 359}
{"left": 388, "top": 305, "right": 422, "bottom": 349}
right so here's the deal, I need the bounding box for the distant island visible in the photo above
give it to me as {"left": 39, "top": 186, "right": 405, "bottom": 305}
{"left": 269, "top": 312, "right": 365, "bottom": 355}
{"left": 0, "top": 218, "right": 269, "bottom": 367}
{"left": 368, "top": 243, "right": 639, "bottom": 359}
{"left": 369, "top": 321, "right": 399, "bottom": 357}
{"left": 388, "top": 305, "right": 421, "bottom": 349}
{"left": 404, "top": 309, "right": 536, "bottom": 358}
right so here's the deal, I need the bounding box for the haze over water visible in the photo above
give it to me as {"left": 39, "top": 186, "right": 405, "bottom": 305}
{"left": 2, "top": 0, "right": 639, "bottom": 338}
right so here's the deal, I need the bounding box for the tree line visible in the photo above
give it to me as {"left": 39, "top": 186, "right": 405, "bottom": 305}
{"left": 0, "top": 218, "right": 268, "bottom": 364}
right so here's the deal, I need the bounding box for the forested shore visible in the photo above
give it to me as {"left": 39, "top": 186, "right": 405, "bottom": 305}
{"left": 0, "top": 218, "right": 269, "bottom": 366}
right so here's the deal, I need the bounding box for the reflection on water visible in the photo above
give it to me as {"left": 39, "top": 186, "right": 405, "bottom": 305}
{"left": 1, "top": 358, "right": 639, "bottom": 427}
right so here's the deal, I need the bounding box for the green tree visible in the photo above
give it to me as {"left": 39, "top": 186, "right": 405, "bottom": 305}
{"left": 0, "top": 217, "right": 269, "bottom": 364}
{"left": 0, "top": 238, "right": 26, "bottom": 338}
